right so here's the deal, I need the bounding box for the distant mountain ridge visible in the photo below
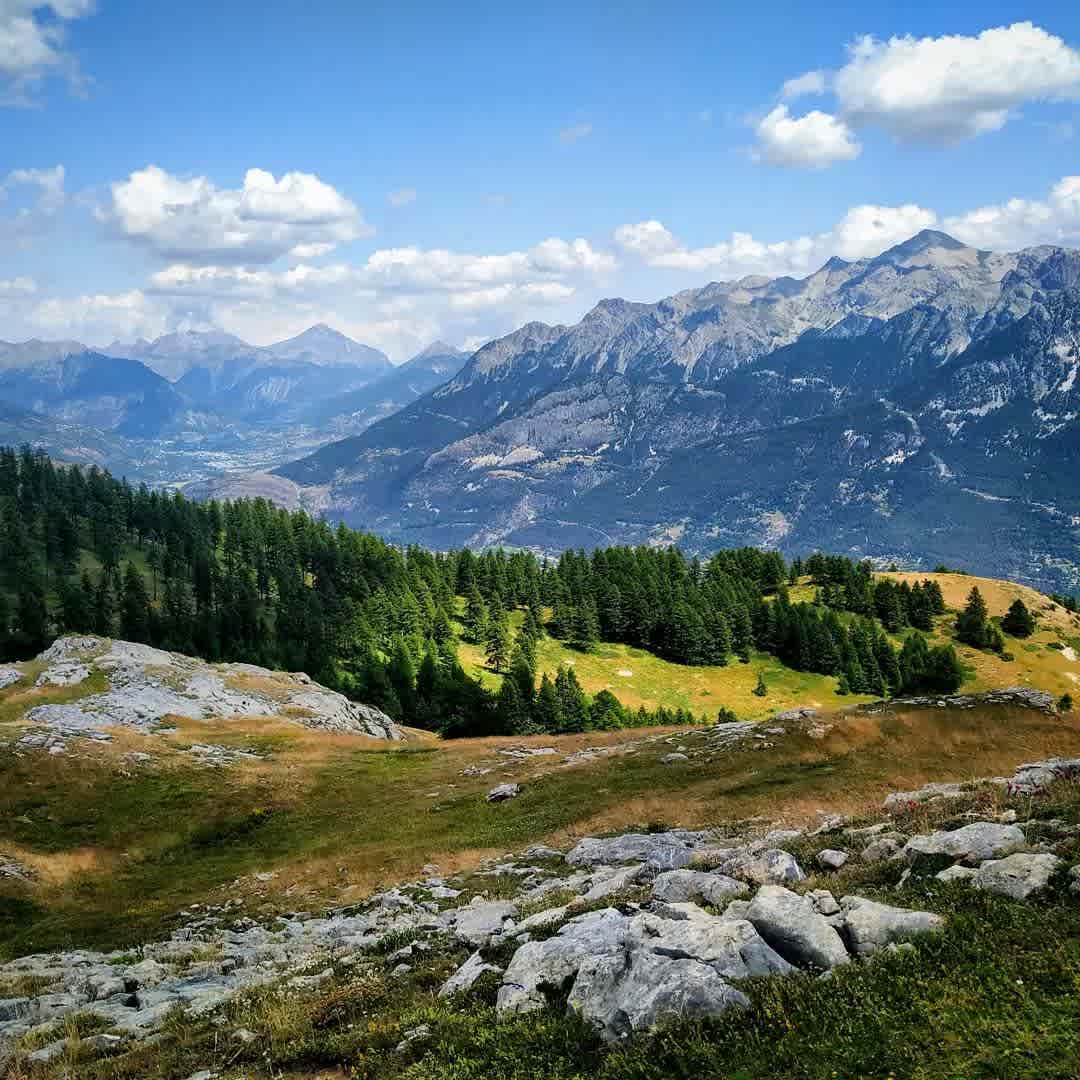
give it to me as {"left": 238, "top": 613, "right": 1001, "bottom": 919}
{"left": 277, "top": 231, "right": 1080, "bottom": 592}
{"left": 0, "top": 329, "right": 467, "bottom": 485}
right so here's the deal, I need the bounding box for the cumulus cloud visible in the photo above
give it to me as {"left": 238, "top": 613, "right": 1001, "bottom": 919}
{"left": 753, "top": 105, "right": 861, "bottom": 168}
{"left": 945, "top": 175, "right": 1080, "bottom": 249}
{"left": 835, "top": 22, "right": 1080, "bottom": 143}
{"left": 0, "top": 0, "right": 94, "bottom": 102}
{"left": 387, "top": 187, "right": 417, "bottom": 208}
{"left": 105, "top": 165, "right": 371, "bottom": 264}
{"left": 30, "top": 289, "right": 172, "bottom": 343}
{"left": 781, "top": 70, "right": 827, "bottom": 100}
{"left": 558, "top": 122, "right": 593, "bottom": 144}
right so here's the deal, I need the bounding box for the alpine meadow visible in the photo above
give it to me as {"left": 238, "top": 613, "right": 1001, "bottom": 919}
{"left": 3, "top": 5, "right": 1080, "bottom": 1079}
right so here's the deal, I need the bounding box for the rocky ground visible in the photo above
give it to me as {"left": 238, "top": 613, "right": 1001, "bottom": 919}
{"left": 1, "top": 744, "right": 1078, "bottom": 1076}
{"left": 0, "top": 637, "right": 401, "bottom": 755}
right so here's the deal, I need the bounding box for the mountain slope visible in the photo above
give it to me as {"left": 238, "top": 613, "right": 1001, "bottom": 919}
{"left": 277, "top": 233, "right": 1080, "bottom": 591}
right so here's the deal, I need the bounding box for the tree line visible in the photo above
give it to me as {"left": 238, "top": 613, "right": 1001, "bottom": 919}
{"left": 0, "top": 445, "right": 984, "bottom": 737}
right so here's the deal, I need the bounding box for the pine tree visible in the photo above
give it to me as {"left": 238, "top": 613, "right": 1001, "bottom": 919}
{"left": 1001, "top": 598, "right": 1036, "bottom": 638}
{"left": 93, "top": 572, "right": 116, "bottom": 637}
{"left": 956, "top": 587, "right": 994, "bottom": 650}
{"left": 752, "top": 671, "right": 767, "bottom": 697}
{"left": 485, "top": 608, "right": 511, "bottom": 672}
{"left": 569, "top": 597, "right": 600, "bottom": 653}
{"left": 533, "top": 673, "right": 562, "bottom": 733}
{"left": 463, "top": 587, "right": 489, "bottom": 644}
{"left": 554, "top": 666, "right": 589, "bottom": 732}
{"left": 120, "top": 563, "right": 151, "bottom": 641}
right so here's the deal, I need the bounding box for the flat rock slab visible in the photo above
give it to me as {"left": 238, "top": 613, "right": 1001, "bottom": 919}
{"left": 650, "top": 869, "right": 748, "bottom": 906}
{"left": 902, "top": 822, "right": 1026, "bottom": 864}
{"left": 565, "top": 832, "right": 707, "bottom": 873}
{"left": 971, "top": 853, "right": 1063, "bottom": 900}
{"left": 839, "top": 896, "right": 944, "bottom": 957}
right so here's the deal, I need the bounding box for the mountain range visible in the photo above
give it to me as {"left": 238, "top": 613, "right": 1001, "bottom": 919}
{"left": 0, "top": 328, "right": 467, "bottom": 484}
{"left": 275, "top": 230, "right": 1080, "bottom": 592}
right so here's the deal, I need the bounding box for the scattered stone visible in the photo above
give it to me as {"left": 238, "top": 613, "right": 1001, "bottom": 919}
{"left": 971, "top": 853, "right": 1064, "bottom": 901}
{"left": 861, "top": 836, "right": 904, "bottom": 862}
{"left": 839, "top": 896, "right": 945, "bottom": 957}
{"left": 451, "top": 898, "right": 518, "bottom": 946}
{"left": 807, "top": 889, "right": 841, "bottom": 917}
{"left": 1007, "top": 758, "right": 1080, "bottom": 795}
{"left": 883, "top": 781, "right": 968, "bottom": 811}
{"left": 486, "top": 783, "right": 521, "bottom": 803}
{"left": 747, "top": 886, "right": 850, "bottom": 970}
{"left": 0, "top": 667, "right": 21, "bottom": 690}
{"left": 498, "top": 747, "right": 557, "bottom": 759}
{"left": 0, "top": 856, "right": 33, "bottom": 881}
{"left": 660, "top": 753, "right": 689, "bottom": 765}
{"left": 439, "top": 951, "right": 502, "bottom": 996}
{"left": 650, "top": 869, "right": 748, "bottom": 906}
{"left": 582, "top": 864, "right": 645, "bottom": 902}
{"left": 523, "top": 844, "right": 563, "bottom": 861}
{"left": 1069, "top": 865, "right": 1080, "bottom": 895}
{"left": 719, "top": 849, "right": 805, "bottom": 886}
{"left": 902, "top": 822, "right": 1027, "bottom": 864}
{"left": 461, "top": 765, "right": 492, "bottom": 777}
{"left": 935, "top": 864, "right": 978, "bottom": 884}
{"left": 28, "top": 1038, "right": 67, "bottom": 1063}
{"left": 817, "top": 849, "right": 849, "bottom": 871}
{"left": 565, "top": 832, "right": 706, "bottom": 873}
{"left": 35, "top": 661, "right": 90, "bottom": 687}
{"left": 394, "top": 1023, "right": 431, "bottom": 1054}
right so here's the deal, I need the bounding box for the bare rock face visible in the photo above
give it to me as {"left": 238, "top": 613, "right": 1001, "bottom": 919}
{"left": 3, "top": 637, "right": 401, "bottom": 750}
{"left": 971, "top": 853, "right": 1063, "bottom": 901}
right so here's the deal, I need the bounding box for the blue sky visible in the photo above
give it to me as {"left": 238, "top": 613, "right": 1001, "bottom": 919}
{"left": 2, "top": 1, "right": 1080, "bottom": 358}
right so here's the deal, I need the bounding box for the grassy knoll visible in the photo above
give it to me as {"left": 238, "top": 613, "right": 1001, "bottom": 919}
{"left": 2, "top": 685, "right": 1079, "bottom": 961}
{"left": 11, "top": 741, "right": 1080, "bottom": 1080}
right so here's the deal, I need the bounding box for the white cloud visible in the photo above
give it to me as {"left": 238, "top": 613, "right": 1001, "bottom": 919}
{"left": 835, "top": 22, "right": 1080, "bottom": 143}
{"left": 387, "top": 187, "right": 417, "bottom": 208}
{"left": 0, "top": 275, "right": 35, "bottom": 296}
{"left": 558, "top": 122, "right": 593, "bottom": 144}
{"left": 30, "top": 289, "right": 172, "bottom": 343}
{"left": 753, "top": 105, "right": 861, "bottom": 168}
{"left": 0, "top": 0, "right": 94, "bottom": 102}
{"left": 781, "top": 70, "right": 827, "bottom": 99}
{"left": 1, "top": 163, "right": 65, "bottom": 246}
{"left": 614, "top": 204, "right": 938, "bottom": 276}
{"left": 106, "top": 165, "right": 371, "bottom": 264}
{"left": 945, "top": 175, "right": 1080, "bottom": 249}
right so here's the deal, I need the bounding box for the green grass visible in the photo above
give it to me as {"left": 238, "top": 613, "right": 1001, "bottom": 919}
{"left": 14, "top": 777, "right": 1080, "bottom": 1080}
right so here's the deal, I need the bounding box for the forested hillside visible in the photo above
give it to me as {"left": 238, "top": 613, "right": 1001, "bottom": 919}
{"left": 0, "top": 446, "right": 970, "bottom": 736}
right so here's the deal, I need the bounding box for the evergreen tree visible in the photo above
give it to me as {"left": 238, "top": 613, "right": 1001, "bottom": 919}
{"left": 120, "top": 563, "right": 152, "bottom": 641}
{"left": 533, "top": 673, "right": 562, "bottom": 733}
{"left": 955, "top": 587, "right": 1001, "bottom": 651}
{"left": 752, "top": 671, "right": 767, "bottom": 697}
{"left": 93, "top": 572, "right": 116, "bottom": 637}
{"left": 554, "top": 666, "right": 589, "bottom": 732}
{"left": 1001, "top": 598, "right": 1036, "bottom": 638}
{"left": 485, "top": 608, "right": 511, "bottom": 672}
{"left": 463, "top": 587, "right": 489, "bottom": 644}
{"left": 569, "top": 597, "right": 600, "bottom": 653}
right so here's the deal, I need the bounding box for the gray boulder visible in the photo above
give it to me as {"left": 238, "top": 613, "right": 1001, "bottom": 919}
{"left": 902, "top": 822, "right": 1026, "bottom": 864}
{"left": 567, "top": 948, "right": 748, "bottom": 1043}
{"left": 971, "top": 853, "right": 1063, "bottom": 901}
{"left": 565, "top": 832, "right": 705, "bottom": 873}
{"left": 883, "top": 781, "right": 967, "bottom": 812}
{"left": 486, "top": 783, "right": 521, "bottom": 803}
{"left": 451, "top": 898, "right": 518, "bottom": 946}
{"left": 439, "top": 951, "right": 502, "bottom": 996}
{"left": 582, "top": 864, "right": 644, "bottom": 902}
{"left": 1007, "top": 758, "right": 1080, "bottom": 795}
{"left": 817, "top": 849, "right": 849, "bottom": 871}
{"left": 1070, "top": 865, "right": 1080, "bottom": 895}
{"left": 861, "top": 835, "right": 904, "bottom": 862}
{"left": 650, "top": 869, "right": 748, "bottom": 906}
{"left": 0, "top": 667, "right": 21, "bottom": 690}
{"left": 720, "top": 849, "right": 805, "bottom": 886}
{"left": 935, "top": 864, "right": 977, "bottom": 884}
{"left": 747, "top": 885, "right": 849, "bottom": 970}
{"left": 839, "top": 896, "right": 944, "bottom": 956}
